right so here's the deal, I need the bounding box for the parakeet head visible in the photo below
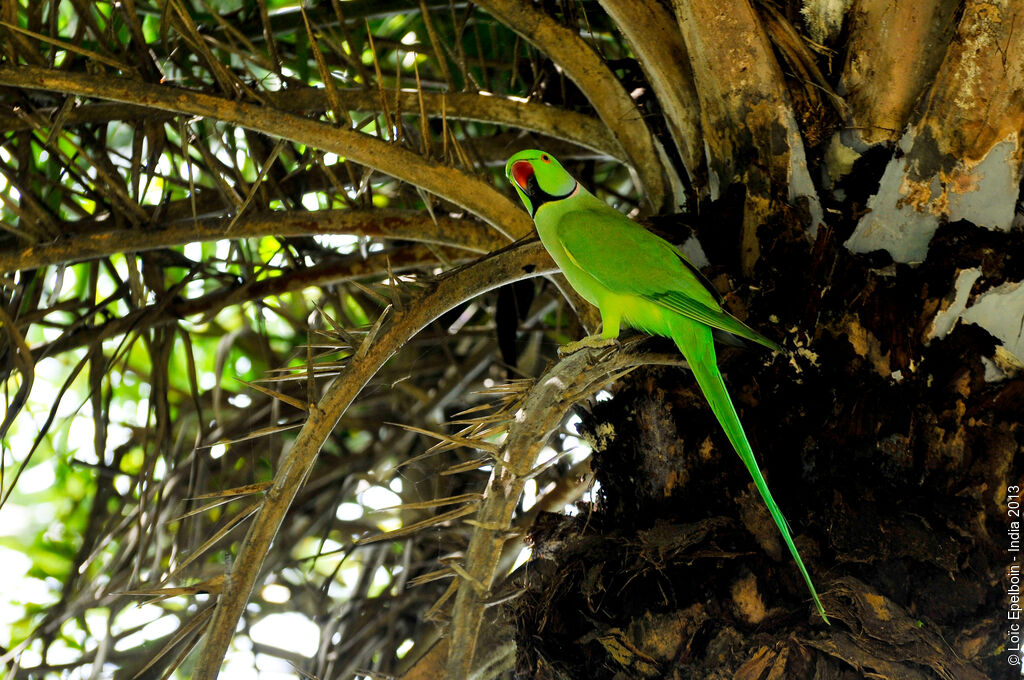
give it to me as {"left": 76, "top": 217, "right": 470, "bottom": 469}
{"left": 505, "top": 150, "right": 578, "bottom": 217}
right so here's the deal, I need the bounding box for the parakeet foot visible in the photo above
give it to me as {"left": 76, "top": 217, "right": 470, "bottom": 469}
{"left": 558, "top": 335, "right": 618, "bottom": 357}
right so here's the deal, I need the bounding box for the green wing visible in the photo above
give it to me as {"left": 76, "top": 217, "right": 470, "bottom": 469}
{"left": 556, "top": 209, "right": 782, "bottom": 352}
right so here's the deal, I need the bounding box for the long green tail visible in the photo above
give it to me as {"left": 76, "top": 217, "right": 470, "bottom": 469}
{"left": 672, "top": 317, "right": 829, "bottom": 623}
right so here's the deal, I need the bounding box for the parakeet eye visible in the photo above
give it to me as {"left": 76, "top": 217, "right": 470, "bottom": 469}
{"left": 541, "top": 154, "right": 550, "bottom": 163}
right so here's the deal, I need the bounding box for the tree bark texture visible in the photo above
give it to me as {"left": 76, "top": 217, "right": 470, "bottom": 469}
{"left": 509, "top": 206, "right": 1019, "bottom": 679}
{"left": 499, "top": 2, "right": 1022, "bottom": 677}
{"left": 845, "top": 0, "right": 1024, "bottom": 262}
{"left": 2, "top": 1, "right": 1021, "bottom": 678}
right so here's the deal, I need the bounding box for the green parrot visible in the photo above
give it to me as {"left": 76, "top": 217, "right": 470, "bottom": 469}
{"left": 505, "top": 149, "right": 828, "bottom": 623}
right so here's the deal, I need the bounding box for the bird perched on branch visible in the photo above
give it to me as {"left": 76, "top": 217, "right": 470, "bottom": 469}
{"left": 505, "top": 149, "right": 827, "bottom": 623}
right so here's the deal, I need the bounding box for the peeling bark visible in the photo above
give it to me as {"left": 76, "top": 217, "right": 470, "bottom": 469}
{"left": 673, "top": 0, "right": 823, "bottom": 272}
{"left": 508, "top": 212, "right": 1018, "bottom": 679}
{"left": 845, "top": 0, "right": 1024, "bottom": 262}
{"left": 840, "top": 0, "right": 958, "bottom": 147}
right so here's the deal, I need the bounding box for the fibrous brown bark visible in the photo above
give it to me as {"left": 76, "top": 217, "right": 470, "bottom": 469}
{"left": 598, "top": 0, "right": 706, "bottom": 194}
{"left": 673, "top": 0, "right": 822, "bottom": 272}
{"left": 841, "top": 0, "right": 958, "bottom": 147}
{"left": 844, "top": 0, "right": 1024, "bottom": 262}
{"left": 509, "top": 205, "right": 1018, "bottom": 679}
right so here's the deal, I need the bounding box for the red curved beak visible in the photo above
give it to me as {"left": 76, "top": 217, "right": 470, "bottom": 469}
{"left": 511, "top": 160, "right": 535, "bottom": 193}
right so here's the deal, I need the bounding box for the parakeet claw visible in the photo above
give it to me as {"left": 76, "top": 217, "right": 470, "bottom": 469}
{"left": 558, "top": 335, "right": 619, "bottom": 357}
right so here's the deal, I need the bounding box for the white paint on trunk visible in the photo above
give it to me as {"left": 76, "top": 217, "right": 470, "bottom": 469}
{"left": 927, "top": 268, "right": 981, "bottom": 341}
{"left": 845, "top": 130, "right": 1022, "bottom": 263}
{"left": 928, "top": 268, "right": 1024, "bottom": 363}
{"left": 785, "top": 113, "right": 824, "bottom": 235}
{"left": 962, "top": 280, "right": 1024, "bottom": 362}
{"left": 680, "top": 235, "right": 710, "bottom": 269}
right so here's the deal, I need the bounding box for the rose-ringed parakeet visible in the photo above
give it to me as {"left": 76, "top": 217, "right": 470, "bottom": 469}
{"left": 505, "top": 149, "right": 828, "bottom": 623}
